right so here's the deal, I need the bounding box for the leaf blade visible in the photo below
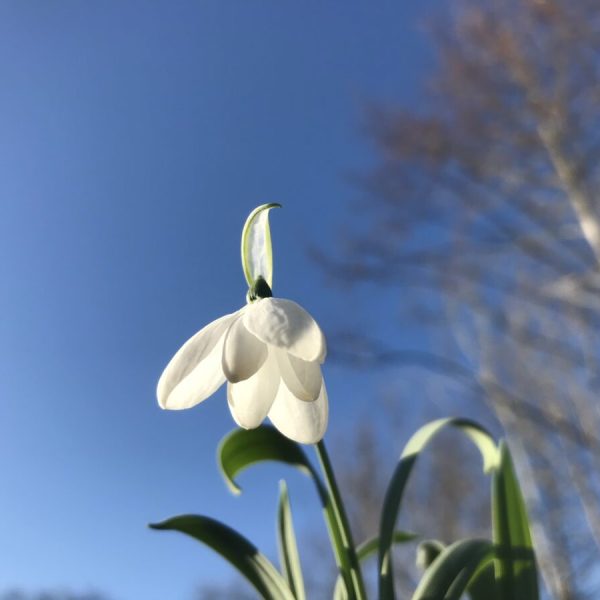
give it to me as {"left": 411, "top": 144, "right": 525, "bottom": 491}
{"left": 492, "top": 441, "right": 539, "bottom": 600}
{"left": 218, "top": 425, "right": 314, "bottom": 495}
{"left": 411, "top": 538, "right": 494, "bottom": 600}
{"left": 150, "top": 515, "right": 295, "bottom": 600}
{"left": 277, "top": 481, "right": 306, "bottom": 600}
{"left": 218, "top": 426, "right": 354, "bottom": 599}
{"left": 333, "top": 531, "right": 417, "bottom": 600}
{"left": 378, "top": 418, "right": 499, "bottom": 599}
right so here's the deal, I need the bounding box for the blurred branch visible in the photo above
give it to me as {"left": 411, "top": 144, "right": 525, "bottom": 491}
{"left": 328, "top": 334, "right": 600, "bottom": 455}
{"left": 322, "top": 0, "right": 600, "bottom": 596}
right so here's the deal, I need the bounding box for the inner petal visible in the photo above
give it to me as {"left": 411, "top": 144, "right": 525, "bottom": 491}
{"left": 227, "top": 351, "right": 280, "bottom": 429}
{"left": 276, "top": 350, "right": 322, "bottom": 401}
{"left": 222, "top": 316, "right": 268, "bottom": 383}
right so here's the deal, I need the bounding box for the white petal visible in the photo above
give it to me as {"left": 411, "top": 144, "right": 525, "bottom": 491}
{"left": 227, "top": 351, "right": 280, "bottom": 429}
{"left": 275, "top": 350, "right": 322, "bottom": 401}
{"left": 268, "top": 379, "right": 328, "bottom": 444}
{"left": 157, "top": 311, "right": 239, "bottom": 410}
{"left": 222, "top": 317, "right": 268, "bottom": 383}
{"left": 243, "top": 298, "right": 326, "bottom": 363}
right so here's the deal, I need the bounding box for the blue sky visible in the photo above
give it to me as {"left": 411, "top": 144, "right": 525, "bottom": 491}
{"left": 0, "top": 2, "right": 438, "bottom": 598}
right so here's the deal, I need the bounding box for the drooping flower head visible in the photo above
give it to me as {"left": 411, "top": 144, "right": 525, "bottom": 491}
{"left": 157, "top": 204, "right": 328, "bottom": 444}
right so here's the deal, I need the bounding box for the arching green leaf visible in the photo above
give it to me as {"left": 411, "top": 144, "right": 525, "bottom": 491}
{"left": 378, "top": 418, "right": 499, "bottom": 599}
{"left": 218, "top": 426, "right": 354, "bottom": 599}
{"left": 466, "top": 559, "right": 498, "bottom": 600}
{"left": 411, "top": 538, "right": 494, "bottom": 600}
{"left": 218, "top": 425, "right": 316, "bottom": 495}
{"left": 150, "top": 515, "right": 295, "bottom": 600}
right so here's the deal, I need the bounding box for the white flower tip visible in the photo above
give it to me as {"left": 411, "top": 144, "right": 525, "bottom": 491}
{"left": 268, "top": 380, "right": 328, "bottom": 444}
{"left": 155, "top": 312, "right": 238, "bottom": 411}
{"left": 156, "top": 370, "right": 173, "bottom": 409}
{"left": 157, "top": 386, "right": 168, "bottom": 410}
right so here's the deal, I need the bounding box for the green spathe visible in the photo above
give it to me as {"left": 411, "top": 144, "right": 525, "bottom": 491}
{"left": 241, "top": 203, "right": 281, "bottom": 290}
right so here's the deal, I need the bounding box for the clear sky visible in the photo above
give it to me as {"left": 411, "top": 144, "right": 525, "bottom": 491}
{"left": 0, "top": 2, "right": 438, "bottom": 598}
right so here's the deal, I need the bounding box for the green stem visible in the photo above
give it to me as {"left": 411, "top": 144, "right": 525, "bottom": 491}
{"left": 315, "top": 440, "right": 367, "bottom": 600}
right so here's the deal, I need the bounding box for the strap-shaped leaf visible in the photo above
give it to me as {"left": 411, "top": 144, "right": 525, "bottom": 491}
{"left": 218, "top": 426, "right": 354, "bottom": 599}
{"left": 378, "top": 418, "right": 499, "bottom": 599}
{"left": 218, "top": 425, "right": 317, "bottom": 495}
{"left": 333, "top": 531, "right": 417, "bottom": 600}
{"left": 150, "top": 515, "right": 295, "bottom": 600}
{"left": 466, "top": 560, "right": 498, "bottom": 600}
{"left": 411, "top": 538, "right": 494, "bottom": 600}
{"left": 277, "top": 481, "right": 306, "bottom": 600}
{"left": 359, "top": 531, "right": 418, "bottom": 560}
{"left": 492, "top": 441, "right": 539, "bottom": 600}
{"left": 241, "top": 203, "right": 281, "bottom": 289}
{"left": 413, "top": 540, "right": 497, "bottom": 600}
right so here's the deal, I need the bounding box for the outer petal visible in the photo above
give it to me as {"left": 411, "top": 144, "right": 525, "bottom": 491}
{"left": 268, "top": 379, "right": 328, "bottom": 444}
{"left": 157, "top": 311, "right": 239, "bottom": 410}
{"left": 275, "top": 350, "right": 322, "bottom": 401}
{"left": 227, "top": 350, "right": 280, "bottom": 429}
{"left": 222, "top": 316, "right": 268, "bottom": 383}
{"left": 243, "top": 298, "right": 326, "bottom": 363}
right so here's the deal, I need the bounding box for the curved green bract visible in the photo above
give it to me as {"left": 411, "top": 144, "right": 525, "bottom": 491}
{"left": 277, "top": 481, "right": 306, "bottom": 600}
{"left": 492, "top": 441, "right": 539, "bottom": 600}
{"left": 218, "top": 425, "right": 315, "bottom": 495}
{"left": 241, "top": 203, "right": 281, "bottom": 289}
{"left": 411, "top": 538, "right": 494, "bottom": 600}
{"left": 378, "top": 418, "right": 499, "bottom": 600}
{"left": 149, "top": 515, "right": 295, "bottom": 600}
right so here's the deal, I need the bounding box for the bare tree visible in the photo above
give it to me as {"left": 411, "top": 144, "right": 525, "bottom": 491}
{"left": 319, "top": 1, "right": 600, "bottom": 598}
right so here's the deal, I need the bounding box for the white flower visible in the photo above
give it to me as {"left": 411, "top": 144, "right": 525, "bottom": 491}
{"left": 157, "top": 296, "right": 328, "bottom": 444}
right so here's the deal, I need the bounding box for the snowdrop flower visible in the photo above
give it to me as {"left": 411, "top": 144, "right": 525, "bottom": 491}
{"left": 157, "top": 204, "right": 328, "bottom": 444}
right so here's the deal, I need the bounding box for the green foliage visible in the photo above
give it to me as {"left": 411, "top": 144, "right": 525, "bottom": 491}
{"left": 152, "top": 419, "right": 539, "bottom": 600}
{"left": 377, "top": 418, "right": 499, "bottom": 599}
{"left": 411, "top": 539, "right": 493, "bottom": 600}
{"left": 415, "top": 540, "right": 445, "bottom": 572}
{"left": 277, "top": 481, "right": 306, "bottom": 600}
{"left": 492, "top": 442, "right": 539, "bottom": 600}
{"left": 333, "top": 532, "right": 418, "bottom": 600}
{"left": 149, "top": 515, "right": 294, "bottom": 600}
{"left": 218, "top": 425, "right": 317, "bottom": 495}
{"left": 217, "top": 426, "right": 361, "bottom": 599}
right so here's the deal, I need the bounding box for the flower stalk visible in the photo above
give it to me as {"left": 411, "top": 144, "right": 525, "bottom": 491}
{"left": 315, "top": 439, "right": 367, "bottom": 600}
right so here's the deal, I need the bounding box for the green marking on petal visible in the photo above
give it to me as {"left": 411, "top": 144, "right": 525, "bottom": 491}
{"left": 241, "top": 203, "right": 282, "bottom": 290}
